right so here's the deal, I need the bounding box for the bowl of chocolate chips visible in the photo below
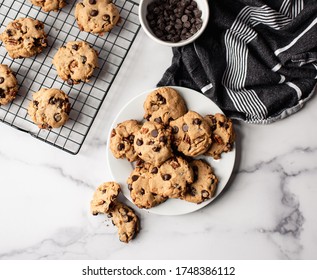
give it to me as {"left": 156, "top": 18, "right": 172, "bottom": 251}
{"left": 139, "top": 0, "right": 209, "bottom": 47}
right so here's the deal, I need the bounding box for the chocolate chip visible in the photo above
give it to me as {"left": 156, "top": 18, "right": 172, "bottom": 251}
{"left": 159, "top": 136, "right": 167, "bottom": 143}
{"left": 72, "top": 44, "right": 78, "bottom": 51}
{"left": 90, "top": 10, "right": 98, "bottom": 17}
{"left": 151, "top": 129, "right": 158, "bottom": 137}
{"left": 117, "top": 143, "right": 124, "bottom": 151}
{"left": 33, "top": 100, "right": 39, "bottom": 107}
{"left": 123, "top": 215, "right": 131, "bottom": 223}
{"left": 81, "top": 56, "right": 87, "bottom": 64}
{"left": 128, "top": 184, "right": 133, "bottom": 191}
{"left": 152, "top": 146, "right": 161, "bottom": 152}
{"left": 172, "top": 126, "right": 179, "bottom": 134}
{"left": 154, "top": 117, "right": 162, "bottom": 123}
{"left": 103, "top": 14, "right": 110, "bottom": 22}
{"left": 193, "top": 118, "right": 201, "bottom": 125}
{"left": 89, "top": 0, "right": 96, "bottom": 4}
{"left": 140, "top": 188, "right": 145, "bottom": 195}
{"left": 182, "top": 124, "right": 189, "bottom": 132}
{"left": 156, "top": 93, "right": 166, "bottom": 104}
{"left": 181, "top": 15, "right": 188, "bottom": 22}
{"left": 0, "top": 89, "right": 5, "bottom": 99}
{"left": 136, "top": 139, "right": 143, "bottom": 146}
{"left": 132, "top": 175, "right": 139, "bottom": 181}
{"left": 151, "top": 167, "right": 158, "bottom": 174}
{"left": 188, "top": 186, "right": 196, "bottom": 196}
{"left": 6, "top": 29, "right": 13, "bottom": 36}
{"left": 49, "top": 97, "right": 56, "bottom": 105}
{"left": 54, "top": 113, "right": 62, "bottom": 122}
{"left": 0, "top": 77, "right": 4, "bottom": 84}
{"left": 67, "top": 78, "right": 74, "bottom": 85}
{"left": 128, "top": 135, "right": 134, "bottom": 143}
{"left": 162, "top": 174, "right": 171, "bottom": 181}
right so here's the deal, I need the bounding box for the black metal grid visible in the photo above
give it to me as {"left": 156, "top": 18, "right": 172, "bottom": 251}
{"left": 0, "top": 0, "right": 140, "bottom": 154}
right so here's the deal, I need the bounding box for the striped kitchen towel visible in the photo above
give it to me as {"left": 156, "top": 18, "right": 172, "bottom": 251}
{"left": 158, "top": 0, "right": 317, "bottom": 123}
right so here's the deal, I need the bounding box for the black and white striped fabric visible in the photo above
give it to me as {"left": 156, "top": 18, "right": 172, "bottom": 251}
{"left": 158, "top": 0, "right": 317, "bottom": 123}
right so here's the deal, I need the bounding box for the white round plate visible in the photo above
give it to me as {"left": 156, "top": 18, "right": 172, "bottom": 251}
{"left": 106, "top": 86, "right": 236, "bottom": 215}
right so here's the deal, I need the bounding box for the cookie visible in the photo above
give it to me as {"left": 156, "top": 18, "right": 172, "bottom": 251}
{"left": 109, "top": 202, "right": 140, "bottom": 243}
{"left": 28, "top": 88, "right": 71, "bottom": 129}
{"left": 143, "top": 87, "right": 187, "bottom": 125}
{"left": 134, "top": 121, "right": 173, "bottom": 166}
{"left": 150, "top": 156, "right": 194, "bottom": 199}
{"left": 90, "top": 182, "right": 121, "bottom": 215}
{"left": 204, "top": 113, "right": 235, "bottom": 159}
{"left": 75, "top": 0, "right": 120, "bottom": 35}
{"left": 127, "top": 163, "right": 167, "bottom": 209}
{"left": 0, "top": 18, "right": 47, "bottom": 59}
{"left": 29, "top": 0, "right": 66, "bottom": 12}
{"left": 110, "top": 120, "right": 141, "bottom": 162}
{"left": 183, "top": 159, "right": 218, "bottom": 204}
{"left": 0, "top": 64, "right": 19, "bottom": 106}
{"left": 170, "top": 111, "right": 212, "bottom": 157}
{"left": 52, "top": 41, "right": 98, "bottom": 85}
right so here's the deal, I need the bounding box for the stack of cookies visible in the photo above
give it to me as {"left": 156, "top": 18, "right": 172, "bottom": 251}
{"left": 110, "top": 87, "right": 235, "bottom": 208}
{"left": 0, "top": 0, "right": 121, "bottom": 129}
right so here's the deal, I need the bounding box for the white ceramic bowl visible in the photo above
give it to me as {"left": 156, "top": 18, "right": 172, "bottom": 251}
{"left": 139, "top": 0, "right": 210, "bottom": 47}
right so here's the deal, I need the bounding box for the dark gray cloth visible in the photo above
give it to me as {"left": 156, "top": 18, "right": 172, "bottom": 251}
{"left": 158, "top": 0, "right": 317, "bottom": 123}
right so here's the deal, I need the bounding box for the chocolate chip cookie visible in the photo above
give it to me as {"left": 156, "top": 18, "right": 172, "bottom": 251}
{"left": 170, "top": 111, "right": 212, "bottom": 157}
{"left": 110, "top": 120, "right": 141, "bottom": 162}
{"left": 183, "top": 159, "right": 218, "bottom": 204}
{"left": 52, "top": 41, "right": 98, "bottom": 85}
{"left": 150, "top": 156, "right": 194, "bottom": 199}
{"left": 127, "top": 163, "right": 167, "bottom": 209}
{"left": 0, "top": 18, "right": 47, "bottom": 59}
{"left": 0, "top": 64, "right": 18, "bottom": 106}
{"left": 28, "top": 88, "right": 71, "bottom": 129}
{"left": 29, "top": 0, "right": 66, "bottom": 12}
{"left": 90, "top": 182, "right": 121, "bottom": 215}
{"left": 134, "top": 121, "right": 173, "bottom": 166}
{"left": 143, "top": 87, "right": 187, "bottom": 125}
{"left": 109, "top": 202, "right": 140, "bottom": 243}
{"left": 204, "top": 113, "right": 235, "bottom": 159}
{"left": 75, "top": 0, "right": 120, "bottom": 35}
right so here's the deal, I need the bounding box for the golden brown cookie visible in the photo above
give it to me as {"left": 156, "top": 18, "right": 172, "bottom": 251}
{"left": 127, "top": 163, "right": 167, "bottom": 209}
{"left": 134, "top": 121, "right": 173, "bottom": 166}
{"left": 150, "top": 156, "right": 194, "bottom": 199}
{"left": 170, "top": 110, "right": 212, "bottom": 157}
{"left": 0, "top": 64, "right": 18, "bottom": 106}
{"left": 183, "top": 159, "right": 218, "bottom": 204}
{"left": 28, "top": 88, "right": 71, "bottom": 129}
{"left": 0, "top": 18, "right": 47, "bottom": 59}
{"left": 109, "top": 202, "right": 140, "bottom": 243}
{"left": 75, "top": 0, "right": 120, "bottom": 35}
{"left": 110, "top": 120, "right": 141, "bottom": 162}
{"left": 143, "top": 87, "right": 187, "bottom": 125}
{"left": 52, "top": 41, "right": 98, "bottom": 85}
{"left": 204, "top": 113, "right": 235, "bottom": 159}
{"left": 90, "top": 182, "right": 121, "bottom": 215}
{"left": 29, "top": 0, "right": 66, "bottom": 12}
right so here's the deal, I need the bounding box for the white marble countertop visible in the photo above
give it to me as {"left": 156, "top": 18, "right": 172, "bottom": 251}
{"left": 1, "top": 12, "right": 317, "bottom": 260}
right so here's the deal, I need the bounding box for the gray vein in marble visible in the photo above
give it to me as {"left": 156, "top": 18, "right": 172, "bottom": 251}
{"left": 244, "top": 146, "right": 317, "bottom": 259}
{"left": 43, "top": 163, "right": 93, "bottom": 190}
{"left": 0, "top": 149, "right": 93, "bottom": 190}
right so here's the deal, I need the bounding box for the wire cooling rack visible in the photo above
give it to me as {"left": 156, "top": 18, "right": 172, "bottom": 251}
{"left": 0, "top": 0, "right": 140, "bottom": 154}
